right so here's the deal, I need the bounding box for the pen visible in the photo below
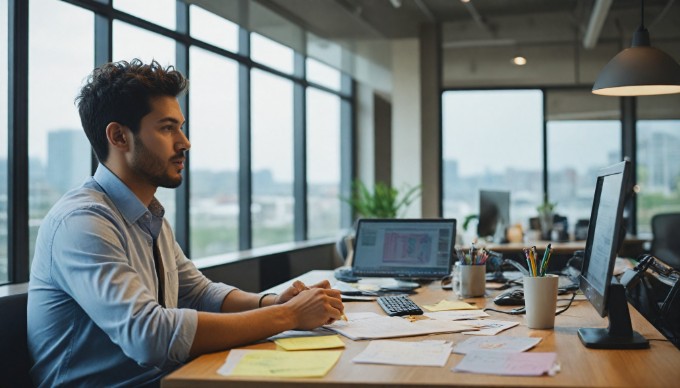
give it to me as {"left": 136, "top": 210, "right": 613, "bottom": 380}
{"left": 540, "top": 244, "right": 552, "bottom": 276}
{"left": 523, "top": 248, "right": 533, "bottom": 276}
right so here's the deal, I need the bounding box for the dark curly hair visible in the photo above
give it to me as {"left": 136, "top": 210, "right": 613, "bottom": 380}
{"left": 76, "top": 59, "right": 188, "bottom": 162}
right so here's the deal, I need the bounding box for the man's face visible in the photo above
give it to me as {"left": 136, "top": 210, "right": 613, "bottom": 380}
{"left": 129, "top": 96, "right": 189, "bottom": 189}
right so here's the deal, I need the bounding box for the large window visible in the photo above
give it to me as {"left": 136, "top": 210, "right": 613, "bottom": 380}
{"left": 306, "top": 88, "right": 342, "bottom": 239}
{"left": 28, "top": 0, "right": 93, "bottom": 262}
{"left": 547, "top": 121, "right": 621, "bottom": 229}
{"left": 251, "top": 69, "right": 294, "bottom": 247}
{"left": 2, "top": 0, "right": 353, "bottom": 284}
{"left": 251, "top": 33, "right": 294, "bottom": 74}
{"left": 113, "top": 20, "right": 177, "bottom": 229}
{"left": 637, "top": 120, "right": 680, "bottom": 234}
{"left": 546, "top": 89, "right": 622, "bottom": 233}
{"left": 442, "top": 90, "right": 543, "bottom": 243}
{"left": 307, "top": 58, "right": 341, "bottom": 91}
{"left": 189, "top": 5, "right": 238, "bottom": 53}
{"left": 189, "top": 47, "right": 239, "bottom": 258}
{"left": 113, "top": 0, "right": 176, "bottom": 30}
{"left": 1, "top": 0, "right": 8, "bottom": 283}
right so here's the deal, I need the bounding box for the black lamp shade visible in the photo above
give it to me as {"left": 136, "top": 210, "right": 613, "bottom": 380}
{"left": 593, "top": 29, "right": 680, "bottom": 96}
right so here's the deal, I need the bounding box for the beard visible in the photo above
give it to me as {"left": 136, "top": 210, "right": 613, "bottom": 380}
{"left": 130, "top": 134, "right": 184, "bottom": 189}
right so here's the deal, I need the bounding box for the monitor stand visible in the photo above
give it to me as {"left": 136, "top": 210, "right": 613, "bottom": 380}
{"left": 578, "top": 283, "right": 649, "bottom": 349}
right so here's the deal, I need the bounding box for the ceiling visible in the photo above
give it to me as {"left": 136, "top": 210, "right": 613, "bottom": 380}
{"left": 258, "top": 0, "right": 677, "bottom": 43}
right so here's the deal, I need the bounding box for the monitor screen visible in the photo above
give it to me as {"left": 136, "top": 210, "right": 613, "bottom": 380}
{"left": 478, "top": 190, "right": 510, "bottom": 241}
{"left": 577, "top": 160, "right": 647, "bottom": 349}
{"left": 351, "top": 218, "right": 456, "bottom": 279}
{"left": 579, "top": 161, "right": 629, "bottom": 317}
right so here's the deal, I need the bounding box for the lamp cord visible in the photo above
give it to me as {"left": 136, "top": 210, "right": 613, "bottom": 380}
{"left": 640, "top": 0, "right": 645, "bottom": 28}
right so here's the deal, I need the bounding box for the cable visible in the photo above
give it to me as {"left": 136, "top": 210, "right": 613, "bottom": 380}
{"left": 484, "top": 291, "right": 577, "bottom": 316}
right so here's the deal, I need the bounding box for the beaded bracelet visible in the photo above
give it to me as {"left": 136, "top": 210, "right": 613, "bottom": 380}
{"left": 258, "top": 293, "right": 277, "bottom": 308}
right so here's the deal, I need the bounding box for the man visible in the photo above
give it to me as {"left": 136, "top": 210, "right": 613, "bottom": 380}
{"left": 27, "top": 59, "right": 344, "bottom": 387}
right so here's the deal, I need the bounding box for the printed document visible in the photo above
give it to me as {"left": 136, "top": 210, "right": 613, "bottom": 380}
{"left": 454, "top": 350, "right": 559, "bottom": 376}
{"left": 353, "top": 340, "right": 453, "bottom": 367}
{"left": 325, "top": 314, "right": 476, "bottom": 340}
{"left": 453, "top": 336, "right": 542, "bottom": 354}
{"left": 461, "top": 319, "right": 520, "bottom": 336}
{"left": 424, "top": 310, "right": 490, "bottom": 321}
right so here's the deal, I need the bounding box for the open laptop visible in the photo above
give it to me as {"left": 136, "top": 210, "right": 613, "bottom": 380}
{"left": 336, "top": 218, "right": 456, "bottom": 282}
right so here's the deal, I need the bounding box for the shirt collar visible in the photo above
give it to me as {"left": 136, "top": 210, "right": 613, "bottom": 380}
{"left": 93, "top": 165, "right": 152, "bottom": 226}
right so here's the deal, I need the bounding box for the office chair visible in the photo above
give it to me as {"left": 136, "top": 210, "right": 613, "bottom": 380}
{"left": 334, "top": 234, "right": 355, "bottom": 267}
{"left": 651, "top": 213, "right": 680, "bottom": 271}
{"left": 0, "top": 293, "right": 33, "bottom": 388}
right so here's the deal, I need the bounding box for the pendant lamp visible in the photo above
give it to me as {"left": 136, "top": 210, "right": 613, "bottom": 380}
{"left": 592, "top": 0, "right": 680, "bottom": 96}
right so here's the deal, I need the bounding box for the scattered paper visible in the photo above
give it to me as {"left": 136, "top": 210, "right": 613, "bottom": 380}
{"left": 325, "top": 315, "right": 477, "bottom": 340}
{"left": 423, "top": 300, "right": 477, "bottom": 312}
{"left": 453, "top": 336, "right": 542, "bottom": 354}
{"left": 267, "top": 329, "right": 331, "bottom": 342}
{"left": 454, "top": 351, "right": 558, "bottom": 376}
{"left": 424, "top": 310, "right": 490, "bottom": 321}
{"left": 461, "top": 320, "right": 520, "bottom": 336}
{"left": 346, "top": 312, "right": 382, "bottom": 321}
{"left": 218, "top": 349, "right": 342, "bottom": 378}
{"left": 274, "top": 335, "right": 345, "bottom": 351}
{"left": 353, "top": 340, "right": 453, "bottom": 367}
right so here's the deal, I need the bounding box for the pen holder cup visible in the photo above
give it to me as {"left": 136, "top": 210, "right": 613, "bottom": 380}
{"left": 454, "top": 264, "right": 486, "bottom": 299}
{"left": 523, "top": 275, "right": 559, "bottom": 329}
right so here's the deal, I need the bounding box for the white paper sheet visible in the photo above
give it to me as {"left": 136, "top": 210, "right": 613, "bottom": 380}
{"left": 454, "top": 351, "right": 559, "bottom": 376}
{"left": 353, "top": 340, "right": 453, "bottom": 367}
{"left": 461, "top": 319, "right": 520, "bottom": 335}
{"left": 424, "top": 310, "right": 490, "bottom": 321}
{"left": 453, "top": 336, "right": 542, "bottom": 354}
{"left": 325, "top": 315, "right": 477, "bottom": 340}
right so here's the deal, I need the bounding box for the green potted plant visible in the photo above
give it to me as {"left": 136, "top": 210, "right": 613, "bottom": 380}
{"left": 343, "top": 180, "right": 421, "bottom": 219}
{"left": 537, "top": 200, "right": 557, "bottom": 240}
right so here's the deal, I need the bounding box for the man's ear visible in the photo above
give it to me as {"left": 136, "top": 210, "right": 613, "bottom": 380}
{"left": 105, "top": 122, "right": 130, "bottom": 151}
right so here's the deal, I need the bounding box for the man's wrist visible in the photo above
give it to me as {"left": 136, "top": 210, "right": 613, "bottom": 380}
{"left": 258, "top": 293, "right": 277, "bottom": 308}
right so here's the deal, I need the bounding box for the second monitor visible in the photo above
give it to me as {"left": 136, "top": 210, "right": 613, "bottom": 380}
{"left": 478, "top": 190, "right": 510, "bottom": 243}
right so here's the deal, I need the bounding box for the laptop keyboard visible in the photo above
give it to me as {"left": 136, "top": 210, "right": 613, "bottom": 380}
{"left": 377, "top": 294, "right": 424, "bottom": 316}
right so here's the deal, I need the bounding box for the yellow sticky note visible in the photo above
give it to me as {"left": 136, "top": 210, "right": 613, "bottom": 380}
{"left": 231, "top": 350, "right": 342, "bottom": 378}
{"left": 274, "top": 335, "right": 345, "bottom": 351}
{"left": 423, "top": 299, "right": 476, "bottom": 312}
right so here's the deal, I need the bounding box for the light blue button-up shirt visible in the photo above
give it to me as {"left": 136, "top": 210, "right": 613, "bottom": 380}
{"left": 28, "top": 165, "right": 235, "bottom": 387}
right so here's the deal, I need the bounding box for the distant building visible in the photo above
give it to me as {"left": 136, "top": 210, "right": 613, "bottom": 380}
{"left": 47, "top": 129, "right": 91, "bottom": 194}
{"left": 639, "top": 131, "right": 680, "bottom": 195}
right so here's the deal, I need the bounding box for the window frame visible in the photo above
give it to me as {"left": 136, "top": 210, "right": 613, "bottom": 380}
{"left": 2, "top": 0, "right": 354, "bottom": 284}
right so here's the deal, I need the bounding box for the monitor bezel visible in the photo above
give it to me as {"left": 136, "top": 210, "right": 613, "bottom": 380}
{"left": 351, "top": 218, "right": 457, "bottom": 279}
{"left": 579, "top": 160, "right": 631, "bottom": 318}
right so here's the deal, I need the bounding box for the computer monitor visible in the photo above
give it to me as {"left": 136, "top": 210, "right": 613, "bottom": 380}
{"left": 351, "top": 218, "right": 456, "bottom": 280}
{"left": 577, "top": 160, "right": 649, "bottom": 349}
{"left": 478, "top": 190, "right": 510, "bottom": 242}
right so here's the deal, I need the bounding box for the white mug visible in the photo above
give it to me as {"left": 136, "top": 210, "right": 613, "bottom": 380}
{"left": 453, "top": 262, "right": 486, "bottom": 299}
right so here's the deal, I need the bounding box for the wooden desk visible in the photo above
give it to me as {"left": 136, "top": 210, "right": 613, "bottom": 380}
{"left": 162, "top": 270, "right": 680, "bottom": 388}
{"left": 472, "top": 237, "right": 648, "bottom": 256}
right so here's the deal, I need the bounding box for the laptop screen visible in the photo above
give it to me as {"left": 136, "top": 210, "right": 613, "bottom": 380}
{"left": 351, "top": 218, "right": 456, "bottom": 279}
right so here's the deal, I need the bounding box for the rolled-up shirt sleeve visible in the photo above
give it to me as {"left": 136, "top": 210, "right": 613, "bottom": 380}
{"left": 172, "top": 240, "right": 236, "bottom": 312}
{"left": 49, "top": 206, "right": 197, "bottom": 369}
